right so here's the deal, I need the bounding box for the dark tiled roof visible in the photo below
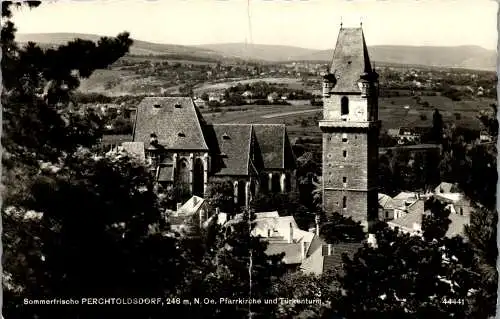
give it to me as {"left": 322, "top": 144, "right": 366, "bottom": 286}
{"left": 158, "top": 165, "right": 174, "bottom": 182}
{"left": 329, "top": 27, "right": 372, "bottom": 93}
{"left": 252, "top": 124, "right": 289, "bottom": 170}
{"left": 133, "top": 97, "right": 208, "bottom": 151}
{"left": 206, "top": 124, "right": 253, "bottom": 176}
{"left": 265, "top": 242, "right": 303, "bottom": 264}
{"left": 323, "top": 242, "right": 363, "bottom": 274}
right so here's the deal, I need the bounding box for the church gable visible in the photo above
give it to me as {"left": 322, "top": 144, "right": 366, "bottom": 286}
{"left": 252, "top": 124, "right": 289, "bottom": 170}
{"left": 133, "top": 97, "right": 209, "bottom": 151}
{"left": 329, "top": 27, "right": 372, "bottom": 93}
{"left": 206, "top": 124, "right": 253, "bottom": 176}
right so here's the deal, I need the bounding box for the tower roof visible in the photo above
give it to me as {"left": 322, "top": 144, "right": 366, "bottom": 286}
{"left": 329, "top": 27, "right": 373, "bottom": 93}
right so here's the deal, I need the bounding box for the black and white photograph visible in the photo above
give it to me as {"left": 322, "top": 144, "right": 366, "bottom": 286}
{"left": 1, "top": 0, "right": 498, "bottom": 318}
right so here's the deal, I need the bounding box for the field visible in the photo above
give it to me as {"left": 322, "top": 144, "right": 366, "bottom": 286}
{"left": 204, "top": 95, "right": 493, "bottom": 145}
{"left": 193, "top": 77, "right": 308, "bottom": 94}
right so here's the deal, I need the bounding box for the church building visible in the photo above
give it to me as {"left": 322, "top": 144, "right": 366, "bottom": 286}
{"left": 319, "top": 25, "right": 380, "bottom": 230}
{"left": 118, "top": 96, "right": 296, "bottom": 208}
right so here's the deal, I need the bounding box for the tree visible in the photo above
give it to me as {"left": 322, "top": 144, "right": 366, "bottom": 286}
{"left": 205, "top": 177, "right": 235, "bottom": 216}
{"left": 432, "top": 109, "right": 444, "bottom": 143}
{"left": 319, "top": 212, "right": 365, "bottom": 244}
{"left": 333, "top": 223, "right": 478, "bottom": 319}
{"left": 464, "top": 206, "right": 498, "bottom": 318}
{"left": 422, "top": 198, "right": 451, "bottom": 241}
{"left": 272, "top": 271, "right": 337, "bottom": 318}
{"left": 3, "top": 150, "right": 184, "bottom": 318}
{"left": 179, "top": 209, "right": 286, "bottom": 318}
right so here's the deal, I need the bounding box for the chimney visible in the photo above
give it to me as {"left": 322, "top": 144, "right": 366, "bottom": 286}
{"left": 199, "top": 209, "right": 203, "bottom": 228}
{"left": 315, "top": 214, "right": 320, "bottom": 236}
{"left": 176, "top": 202, "right": 182, "bottom": 211}
{"left": 215, "top": 207, "right": 220, "bottom": 215}
{"left": 193, "top": 197, "right": 198, "bottom": 206}
{"left": 288, "top": 222, "right": 293, "bottom": 243}
{"left": 327, "top": 244, "right": 333, "bottom": 256}
{"left": 301, "top": 241, "right": 307, "bottom": 260}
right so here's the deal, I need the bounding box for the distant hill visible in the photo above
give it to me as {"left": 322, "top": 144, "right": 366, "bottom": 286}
{"left": 194, "top": 43, "right": 317, "bottom": 62}
{"left": 15, "top": 33, "right": 230, "bottom": 61}
{"left": 16, "top": 33, "right": 496, "bottom": 70}
{"left": 293, "top": 45, "right": 496, "bottom": 71}
{"left": 198, "top": 43, "right": 496, "bottom": 71}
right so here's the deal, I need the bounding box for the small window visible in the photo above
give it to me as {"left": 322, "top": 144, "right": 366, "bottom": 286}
{"left": 343, "top": 150, "right": 347, "bottom": 158}
{"left": 341, "top": 96, "right": 349, "bottom": 115}
{"left": 385, "top": 211, "right": 389, "bottom": 219}
{"left": 342, "top": 196, "right": 347, "bottom": 209}
{"left": 343, "top": 177, "right": 347, "bottom": 183}
{"left": 174, "top": 103, "right": 182, "bottom": 108}
{"left": 342, "top": 133, "right": 348, "bottom": 143}
{"left": 222, "top": 133, "right": 230, "bottom": 140}
{"left": 153, "top": 103, "right": 161, "bottom": 108}
{"left": 178, "top": 132, "right": 185, "bottom": 137}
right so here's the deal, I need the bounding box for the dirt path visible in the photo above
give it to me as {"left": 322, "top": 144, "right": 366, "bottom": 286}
{"left": 261, "top": 108, "right": 321, "bottom": 119}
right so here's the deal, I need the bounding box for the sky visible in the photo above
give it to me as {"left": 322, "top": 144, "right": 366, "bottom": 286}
{"left": 12, "top": 0, "right": 498, "bottom": 50}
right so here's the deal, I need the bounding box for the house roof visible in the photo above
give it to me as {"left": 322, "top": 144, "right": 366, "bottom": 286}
{"left": 252, "top": 124, "right": 288, "bottom": 170}
{"left": 329, "top": 27, "right": 372, "bottom": 93}
{"left": 133, "top": 97, "right": 209, "bottom": 151}
{"left": 434, "top": 182, "right": 461, "bottom": 194}
{"left": 205, "top": 124, "right": 253, "bottom": 176}
{"left": 265, "top": 242, "right": 303, "bottom": 264}
{"left": 389, "top": 201, "right": 425, "bottom": 230}
{"left": 378, "top": 193, "right": 395, "bottom": 210}
{"left": 446, "top": 213, "right": 470, "bottom": 238}
{"left": 178, "top": 195, "right": 206, "bottom": 216}
{"left": 301, "top": 242, "right": 363, "bottom": 275}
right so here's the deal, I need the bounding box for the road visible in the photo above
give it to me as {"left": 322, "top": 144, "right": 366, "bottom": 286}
{"left": 261, "top": 108, "right": 322, "bottom": 119}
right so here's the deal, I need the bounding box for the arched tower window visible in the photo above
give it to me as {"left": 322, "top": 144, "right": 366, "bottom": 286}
{"left": 341, "top": 96, "right": 349, "bottom": 115}
{"left": 342, "top": 196, "right": 347, "bottom": 209}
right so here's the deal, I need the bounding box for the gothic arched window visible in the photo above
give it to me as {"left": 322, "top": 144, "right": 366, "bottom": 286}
{"left": 341, "top": 96, "right": 349, "bottom": 115}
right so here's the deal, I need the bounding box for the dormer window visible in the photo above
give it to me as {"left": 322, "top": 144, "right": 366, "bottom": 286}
{"left": 174, "top": 103, "right": 182, "bottom": 108}
{"left": 222, "top": 133, "right": 230, "bottom": 140}
{"left": 153, "top": 103, "right": 161, "bottom": 108}
{"left": 177, "top": 132, "right": 185, "bottom": 137}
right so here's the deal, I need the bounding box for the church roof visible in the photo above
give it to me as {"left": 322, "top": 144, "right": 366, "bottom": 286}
{"left": 133, "top": 97, "right": 209, "bottom": 151}
{"left": 205, "top": 124, "right": 254, "bottom": 176}
{"left": 253, "top": 124, "right": 295, "bottom": 170}
{"left": 329, "top": 27, "right": 372, "bottom": 93}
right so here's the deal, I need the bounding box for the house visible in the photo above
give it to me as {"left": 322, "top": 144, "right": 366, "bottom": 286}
{"left": 397, "top": 127, "right": 421, "bottom": 144}
{"left": 208, "top": 92, "right": 224, "bottom": 102}
{"left": 193, "top": 97, "right": 206, "bottom": 108}
{"left": 267, "top": 92, "right": 280, "bottom": 104}
{"left": 300, "top": 240, "right": 363, "bottom": 275}
{"left": 166, "top": 195, "right": 210, "bottom": 234}
{"left": 378, "top": 193, "right": 396, "bottom": 221}
{"left": 480, "top": 131, "right": 492, "bottom": 143}
{"left": 388, "top": 190, "right": 471, "bottom": 238}
{"left": 226, "top": 213, "right": 316, "bottom": 271}
{"left": 121, "top": 97, "right": 297, "bottom": 208}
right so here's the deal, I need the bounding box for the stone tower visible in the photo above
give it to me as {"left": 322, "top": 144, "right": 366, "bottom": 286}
{"left": 319, "top": 25, "right": 380, "bottom": 231}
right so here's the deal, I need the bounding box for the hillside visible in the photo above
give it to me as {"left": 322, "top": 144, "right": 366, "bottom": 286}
{"left": 195, "top": 43, "right": 317, "bottom": 62}
{"left": 15, "top": 33, "right": 230, "bottom": 61}
{"left": 296, "top": 45, "right": 496, "bottom": 71}
{"left": 16, "top": 33, "right": 496, "bottom": 71}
